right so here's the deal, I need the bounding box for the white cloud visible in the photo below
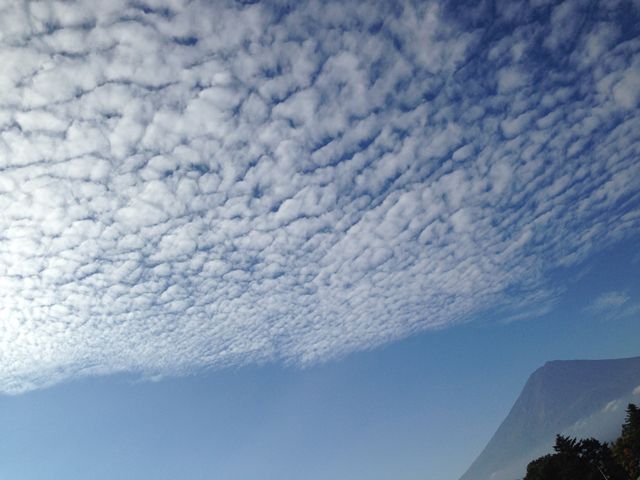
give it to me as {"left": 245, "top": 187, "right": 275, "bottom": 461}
{"left": 563, "top": 386, "right": 640, "bottom": 442}
{"left": 586, "top": 291, "right": 640, "bottom": 321}
{"left": 0, "top": 0, "right": 638, "bottom": 393}
{"left": 613, "top": 68, "right": 640, "bottom": 109}
{"left": 497, "top": 67, "right": 530, "bottom": 94}
{"left": 595, "top": 291, "right": 630, "bottom": 308}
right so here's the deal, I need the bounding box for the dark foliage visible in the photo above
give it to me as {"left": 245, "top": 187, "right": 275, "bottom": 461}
{"left": 612, "top": 404, "right": 640, "bottom": 480}
{"left": 524, "top": 404, "right": 639, "bottom": 480}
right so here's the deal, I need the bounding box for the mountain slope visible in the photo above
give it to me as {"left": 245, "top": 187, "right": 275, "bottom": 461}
{"left": 460, "top": 356, "right": 640, "bottom": 480}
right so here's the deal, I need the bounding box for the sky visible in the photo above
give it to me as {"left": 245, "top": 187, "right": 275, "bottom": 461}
{"left": 0, "top": 0, "right": 639, "bottom": 478}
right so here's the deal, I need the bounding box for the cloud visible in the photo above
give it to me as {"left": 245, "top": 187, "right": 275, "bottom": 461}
{"left": 590, "top": 291, "right": 631, "bottom": 310}
{"left": 0, "top": 0, "right": 639, "bottom": 393}
{"left": 587, "top": 290, "right": 640, "bottom": 320}
{"left": 563, "top": 385, "right": 640, "bottom": 441}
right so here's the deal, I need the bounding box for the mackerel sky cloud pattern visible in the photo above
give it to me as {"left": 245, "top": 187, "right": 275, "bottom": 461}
{"left": 0, "top": 0, "right": 639, "bottom": 393}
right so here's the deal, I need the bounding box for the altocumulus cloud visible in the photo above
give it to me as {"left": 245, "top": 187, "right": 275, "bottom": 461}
{"left": 0, "top": 0, "right": 639, "bottom": 393}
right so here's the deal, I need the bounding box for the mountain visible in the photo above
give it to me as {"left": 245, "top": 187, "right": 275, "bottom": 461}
{"left": 460, "top": 356, "right": 640, "bottom": 480}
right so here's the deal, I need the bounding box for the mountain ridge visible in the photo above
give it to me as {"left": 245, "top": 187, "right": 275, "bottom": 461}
{"left": 460, "top": 356, "right": 640, "bottom": 480}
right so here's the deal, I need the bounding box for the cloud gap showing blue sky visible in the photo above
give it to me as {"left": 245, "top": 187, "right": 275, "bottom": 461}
{"left": 0, "top": 0, "right": 638, "bottom": 394}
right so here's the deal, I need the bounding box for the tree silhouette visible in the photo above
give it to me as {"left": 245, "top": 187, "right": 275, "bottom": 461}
{"left": 612, "top": 404, "right": 640, "bottom": 480}
{"left": 524, "top": 435, "right": 626, "bottom": 480}
{"left": 524, "top": 404, "right": 640, "bottom": 480}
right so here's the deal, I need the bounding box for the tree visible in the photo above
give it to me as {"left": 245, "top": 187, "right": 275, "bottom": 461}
{"left": 612, "top": 404, "right": 640, "bottom": 480}
{"left": 524, "top": 435, "right": 627, "bottom": 480}
{"left": 524, "top": 404, "right": 640, "bottom": 480}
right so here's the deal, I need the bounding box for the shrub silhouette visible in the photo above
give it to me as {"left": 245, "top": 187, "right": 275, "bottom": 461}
{"left": 524, "top": 404, "right": 639, "bottom": 480}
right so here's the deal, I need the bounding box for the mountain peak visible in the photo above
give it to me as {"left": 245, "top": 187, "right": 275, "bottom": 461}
{"left": 460, "top": 356, "right": 640, "bottom": 480}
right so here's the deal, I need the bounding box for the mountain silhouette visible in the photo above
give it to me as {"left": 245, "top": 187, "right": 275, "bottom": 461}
{"left": 460, "top": 356, "right": 640, "bottom": 480}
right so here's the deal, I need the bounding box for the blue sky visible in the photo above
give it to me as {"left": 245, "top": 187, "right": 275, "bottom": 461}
{"left": 0, "top": 0, "right": 639, "bottom": 478}
{"left": 1, "top": 239, "right": 639, "bottom": 480}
